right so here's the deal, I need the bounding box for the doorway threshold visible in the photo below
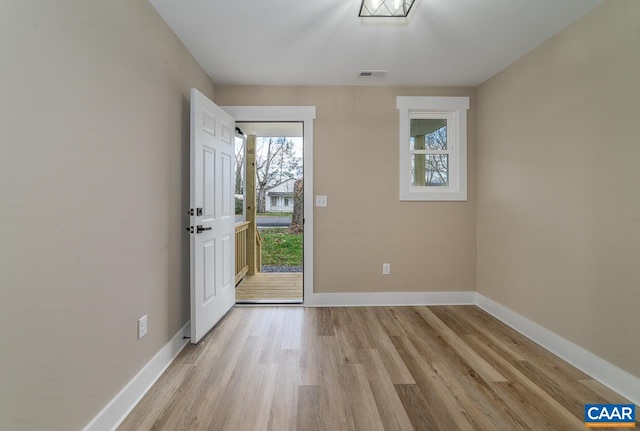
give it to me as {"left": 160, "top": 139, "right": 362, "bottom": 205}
{"left": 235, "top": 300, "right": 303, "bottom": 305}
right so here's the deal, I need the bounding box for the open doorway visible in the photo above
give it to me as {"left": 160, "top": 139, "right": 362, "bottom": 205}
{"left": 233, "top": 122, "right": 304, "bottom": 303}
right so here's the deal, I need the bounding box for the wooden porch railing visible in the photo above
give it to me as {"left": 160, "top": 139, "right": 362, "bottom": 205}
{"left": 235, "top": 221, "right": 263, "bottom": 284}
{"left": 235, "top": 221, "right": 250, "bottom": 284}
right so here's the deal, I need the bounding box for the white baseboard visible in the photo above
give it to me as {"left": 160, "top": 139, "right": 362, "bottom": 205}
{"left": 305, "top": 291, "right": 477, "bottom": 307}
{"left": 476, "top": 294, "right": 640, "bottom": 406}
{"left": 82, "top": 321, "right": 191, "bottom": 431}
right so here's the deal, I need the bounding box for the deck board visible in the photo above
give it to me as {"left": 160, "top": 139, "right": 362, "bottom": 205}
{"left": 235, "top": 272, "right": 303, "bottom": 303}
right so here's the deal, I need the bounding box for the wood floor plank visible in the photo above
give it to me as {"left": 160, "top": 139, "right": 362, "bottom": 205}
{"left": 395, "top": 383, "right": 445, "bottom": 431}
{"left": 116, "top": 362, "right": 193, "bottom": 430}
{"left": 130, "top": 310, "right": 256, "bottom": 431}
{"left": 118, "top": 305, "right": 637, "bottom": 431}
{"left": 415, "top": 307, "right": 507, "bottom": 383}
{"left": 331, "top": 308, "right": 365, "bottom": 364}
{"left": 510, "top": 357, "right": 611, "bottom": 417}
{"left": 316, "top": 333, "right": 352, "bottom": 429}
{"left": 580, "top": 379, "right": 636, "bottom": 405}
{"left": 267, "top": 350, "right": 300, "bottom": 431}
{"left": 259, "top": 310, "right": 286, "bottom": 364}
{"left": 371, "top": 334, "right": 416, "bottom": 385}
{"left": 433, "top": 305, "right": 528, "bottom": 362}
{"left": 464, "top": 306, "right": 590, "bottom": 380}
{"left": 395, "top": 307, "right": 504, "bottom": 388}
{"left": 143, "top": 353, "right": 215, "bottom": 430}
{"left": 298, "top": 309, "right": 322, "bottom": 386}
{"left": 342, "top": 363, "right": 385, "bottom": 431}
{"left": 390, "top": 335, "right": 465, "bottom": 430}
{"left": 358, "top": 307, "right": 416, "bottom": 384}
{"left": 315, "top": 307, "right": 334, "bottom": 336}
{"left": 358, "top": 348, "right": 415, "bottom": 431}
{"left": 296, "top": 385, "right": 325, "bottom": 431}
{"left": 279, "top": 306, "right": 303, "bottom": 350}
{"left": 430, "top": 361, "right": 533, "bottom": 431}
{"left": 377, "top": 306, "right": 411, "bottom": 337}
{"left": 206, "top": 336, "right": 277, "bottom": 430}
{"left": 466, "top": 334, "right": 585, "bottom": 430}
{"left": 188, "top": 312, "right": 265, "bottom": 425}
{"left": 391, "top": 307, "right": 448, "bottom": 363}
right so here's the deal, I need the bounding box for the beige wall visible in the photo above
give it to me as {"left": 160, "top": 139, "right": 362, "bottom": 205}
{"left": 216, "top": 86, "right": 476, "bottom": 294}
{"left": 477, "top": 0, "right": 640, "bottom": 378}
{"left": 0, "top": 1, "right": 215, "bottom": 429}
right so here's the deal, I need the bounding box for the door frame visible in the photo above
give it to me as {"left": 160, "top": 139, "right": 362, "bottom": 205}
{"left": 222, "top": 106, "right": 315, "bottom": 303}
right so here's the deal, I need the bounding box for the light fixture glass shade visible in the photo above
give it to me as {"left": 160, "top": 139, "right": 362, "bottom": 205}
{"left": 359, "top": 0, "right": 415, "bottom": 17}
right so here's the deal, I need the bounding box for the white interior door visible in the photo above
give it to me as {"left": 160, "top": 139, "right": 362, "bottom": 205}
{"left": 190, "top": 88, "right": 235, "bottom": 344}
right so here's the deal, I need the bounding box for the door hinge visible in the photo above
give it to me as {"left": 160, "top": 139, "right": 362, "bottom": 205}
{"left": 186, "top": 226, "right": 194, "bottom": 234}
{"left": 188, "top": 208, "right": 194, "bottom": 216}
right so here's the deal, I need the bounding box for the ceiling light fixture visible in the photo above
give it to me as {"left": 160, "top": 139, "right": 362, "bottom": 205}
{"left": 359, "top": 0, "right": 415, "bottom": 17}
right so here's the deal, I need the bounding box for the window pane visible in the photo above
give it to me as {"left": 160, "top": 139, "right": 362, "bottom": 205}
{"left": 411, "top": 154, "right": 449, "bottom": 187}
{"left": 410, "top": 119, "right": 447, "bottom": 150}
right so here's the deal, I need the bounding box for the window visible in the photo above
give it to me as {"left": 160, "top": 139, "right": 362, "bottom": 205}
{"left": 284, "top": 198, "right": 289, "bottom": 207}
{"left": 397, "top": 96, "right": 469, "bottom": 201}
{"left": 271, "top": 196, "right": 279, "bottom": 206}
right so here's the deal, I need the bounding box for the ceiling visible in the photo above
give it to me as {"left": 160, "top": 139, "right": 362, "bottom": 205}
{"left": 149, "top": 0, "right": 603, "bottom": 87}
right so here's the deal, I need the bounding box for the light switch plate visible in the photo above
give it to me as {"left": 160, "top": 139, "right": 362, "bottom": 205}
{"left": 315, "top": 195, "right": 327, "bottom": 207}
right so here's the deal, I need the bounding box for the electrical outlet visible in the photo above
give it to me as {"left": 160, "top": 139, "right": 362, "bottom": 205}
{"left": 138, "top": 315, "right": 148, "bottom": 339}
{"left": 383, "top": 263, "right": 391, "bottom": 275}
{"left": 315, "top": 195, "right": 327, "bottom": 207}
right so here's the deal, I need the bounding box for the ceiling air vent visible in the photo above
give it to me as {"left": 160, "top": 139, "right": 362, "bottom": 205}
{"left": 357, "top": 70, "right": 388, "bottom": 79}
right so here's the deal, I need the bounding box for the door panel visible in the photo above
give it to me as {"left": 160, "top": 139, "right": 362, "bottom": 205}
{"left": 222, "top": 234, "right": 232, "bottom": 287}
{"left": 221, "top": 154, "right": 231, "bottom": 217}
{"left": 203, "top": 148, "right": 215, "bottom": 220}
{"left": 203, "top": 240, "right": 215, "bottom": 303}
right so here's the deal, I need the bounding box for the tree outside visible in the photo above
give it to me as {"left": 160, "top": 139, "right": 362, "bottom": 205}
{"left": 288, "top": 178, "right": 303, "bottom": 234}
{"left": 235, "top": 136, "right": 302, "bottom": 215}
{"left": 255, "top": 137, "right": 301, "bottom": 213}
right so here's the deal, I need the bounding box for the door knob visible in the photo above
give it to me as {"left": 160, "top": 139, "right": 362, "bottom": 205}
{"left": 196, "top": 225, "right": 212, "bottom": 233}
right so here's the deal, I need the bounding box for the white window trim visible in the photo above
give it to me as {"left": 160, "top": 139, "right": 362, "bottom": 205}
{"left": 397, "top": 96, "right": 469, "bottom": 201}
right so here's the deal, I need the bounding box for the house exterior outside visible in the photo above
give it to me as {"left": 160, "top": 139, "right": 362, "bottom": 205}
{"left": 265, "top": 178, "right": 297, "bottom": 212}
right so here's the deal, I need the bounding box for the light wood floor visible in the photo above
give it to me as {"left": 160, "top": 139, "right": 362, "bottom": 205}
{"left": 235, "top": 273, "right": 303, "bottom": 303}
{"left": 118, "top": 306, "right": 637, "bottom": 431}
